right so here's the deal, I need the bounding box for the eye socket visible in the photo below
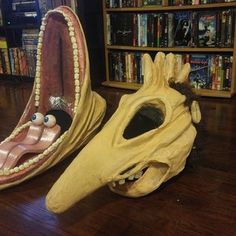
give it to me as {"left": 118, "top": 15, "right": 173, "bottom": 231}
{"left": 123, "top": 106, "right": 164, "bottom": 139}
{"left": 44, "top": 115, "right": 57, "bottom": 127}
{"left": 31, "top": 112, "right": 44, "bottom": 125}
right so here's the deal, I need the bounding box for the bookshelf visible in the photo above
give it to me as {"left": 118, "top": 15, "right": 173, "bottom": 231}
{"left": 0, "top": 0, "right": 78, "bottom": 81}
{"left": 102, "top": 1, "right": 236, "bottom": 98}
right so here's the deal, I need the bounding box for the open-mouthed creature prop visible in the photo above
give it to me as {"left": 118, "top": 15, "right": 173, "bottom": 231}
{"left": 46, "top": 52, "right": 201, "bottom": 213}
{"left": 0, "top": 6, "right": 106, "bottom": 189}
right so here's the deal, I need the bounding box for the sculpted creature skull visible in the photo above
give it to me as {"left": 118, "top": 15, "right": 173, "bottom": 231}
{"left": 46, "top": 52, "right": 201, "bottom": 213}
{"left": 0, "top": 7, "right": 106, "bottom": 189}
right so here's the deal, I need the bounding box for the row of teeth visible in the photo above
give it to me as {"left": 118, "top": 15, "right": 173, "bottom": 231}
{"left": 0, "top": 122, "right": 31, "bottom": 146}
{"left": 111, "top": 170, "right": 144, "bottom": 187}
{"left": 0, "top": 131, "right": 68, "bottom": 176}
{"left": 34, "top": 9, "right": 80, "bottom": 114}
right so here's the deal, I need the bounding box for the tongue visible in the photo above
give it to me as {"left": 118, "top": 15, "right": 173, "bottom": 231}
{"left": 0, "top": 124, "right": 44, "bottom": 169}
{"left": 1, "top": 125, "right": 61, "bottom": 170}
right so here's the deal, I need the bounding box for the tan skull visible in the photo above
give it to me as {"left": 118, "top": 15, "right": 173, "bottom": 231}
{"left": 0, "top": 7, "right": 106, "bottom": 189}
{"left": 46, "top": 52, "right": 201, "bottom": 213}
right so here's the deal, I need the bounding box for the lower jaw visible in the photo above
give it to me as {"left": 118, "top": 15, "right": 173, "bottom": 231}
{"left": 0, "top": 130, "right": 68, "bottom": 186}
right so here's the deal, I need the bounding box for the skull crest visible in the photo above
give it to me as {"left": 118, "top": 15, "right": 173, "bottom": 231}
{"left": 46, "top": 52, "right": 201, "bottom": 213}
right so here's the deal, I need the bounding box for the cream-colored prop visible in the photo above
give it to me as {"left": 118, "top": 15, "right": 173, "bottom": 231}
{"left": 46, "top": 52, "right": 201, "bottom": 213}
{"left": 0, "top": 6, "right": 106, "bottom": 189}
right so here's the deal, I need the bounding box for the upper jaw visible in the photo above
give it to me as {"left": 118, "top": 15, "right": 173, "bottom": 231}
{"left": 0, "top": 7, "right": 92, "bottom": 189}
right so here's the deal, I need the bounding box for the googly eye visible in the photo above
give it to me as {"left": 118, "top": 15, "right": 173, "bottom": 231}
{"left": 44, "top": 115, "right": 56, "bottom": 127}
{"left": 31, "top": 112, "right": 44, "bottom": 125}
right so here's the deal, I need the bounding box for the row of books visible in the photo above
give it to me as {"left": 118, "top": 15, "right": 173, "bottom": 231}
{"left": 167, "top": 0, "right": 235, "bottom": 5}
{"left": 107, "top": 10, "right": 235, "bottom": 48}
{"left": 108, "top": 51, "right": 233, "bottom": 91}
{"left": 21, "top": 29, "right": 38, "bottom": 77}
{"left": 0, "top": 47, "right": 37, "bottom": 78}
{"left": 108, "top": 51, "right": 144, "bottom": 84}
{"left": 106, "top": 0, "right": 235, "bottom": 7}
{"left": 106, "top": 0, "right": 162, "bottom": 8}
{"left": 0, "top": 29, "right": 39, "bottom": 77}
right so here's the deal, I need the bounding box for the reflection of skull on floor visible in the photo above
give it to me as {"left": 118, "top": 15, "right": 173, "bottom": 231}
{"left": 46, "top": 52, "right": 201, "bottom": 214}
{"left": 0, "top": 6, "right": 106, "bottom": 189}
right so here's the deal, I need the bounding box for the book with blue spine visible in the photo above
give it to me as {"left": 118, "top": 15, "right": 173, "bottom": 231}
{"left": 189, "top": 54, "right": 211, "bottom": 89}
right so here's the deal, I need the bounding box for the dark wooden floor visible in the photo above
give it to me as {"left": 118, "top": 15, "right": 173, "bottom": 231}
{"left": 0, "top": 80, "right": 235, "bottom": 236}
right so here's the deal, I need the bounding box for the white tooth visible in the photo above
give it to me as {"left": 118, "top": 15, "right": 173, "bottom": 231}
{"left": 40, "top": 25, "right": 45, "bottom": 31}
{"left": 38, "top": 154, "right": 44, "bottom": 160}
{"left": 71, "top": 36, "right": 76, "bottom": 43}
{"left": 0, "top": 170, "right": 3, "bottom": 175}
{"left": 35, "top": 77, "right": 40, "bottom": 83}
{"left": 14, "top": 167, "right": 19, "bottom": 173}
{"left": 69, "top": 31, "right": 75, "bottom": 37}
{"left": 48, "top": 145, "right": 54, "bottom": 152}
{"left": 134, "top": 171, "right": 143, "bottom": 179}
{"left": 69, "top": 26, "right": 74, "bottom": 32}
{"left": 75, "top": 86, "right": 80, "bottom": 93}
{"left": 72, "top": 43, "right": 77, "bottom": 49}
{"left": 64, "top": 16, "right": 70, "bottom": 21}
{"left": 35, "top": 101, "right": 40, "bottom": 107}
{"left": 74, "top": 73, "right": 79, "bottom": 79}
{"left": 19, "top": 165, "right": 24, "bottom": 171}
{"left": 35, "top": 95, "right": 40, "bottom": 101}
{"left": 10, "top": 169, "right": 14, "bottom": 174}
{"left": 74, "top": 61, "right": 79, "bottom": 68}
{"left": 75, "top": 97, "right": 79, "bottom": 104}
{"left": 57, "top": 135, "right": 64, "bottom": 143}
{"left": 118, "top": 179, "right": 126, "bottom": 185}
{"left": 128, "top": 175, "right": 135, "bottom": 181}
{"left": 23, "top": 162, "right": 30, "bottom": 168}
{"left": 112, "top": 182, "right": 116, "bottom": 187}
{"left": 33, "top": 157, "right": 39, "bottom": 163}
{"left": 35, "top": 70, "right": 40, "bottom": 77}
{"left": 38, "top": 37, "right": 42, "bottom": 43}
{"left": 73, "top": 49, "right": 78, "bottom": 56}
{"left": 75, "top": 79, "right": 80, "bottom": 86}
{"left": 38, "top": 42, "right": 42, "bottom": 48}
{"left": 3, "top": 168, "right": 10, "bottom": 175}
{"left": 44, "top": 148, "right": 51, "bottom": 155}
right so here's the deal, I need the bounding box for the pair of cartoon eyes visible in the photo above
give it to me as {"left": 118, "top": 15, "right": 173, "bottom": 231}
{"left": 31, "top": 113, "right": 56, "bottom": 128}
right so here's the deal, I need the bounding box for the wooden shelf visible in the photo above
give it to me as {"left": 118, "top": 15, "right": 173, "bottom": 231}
{"left": 106, "top": 2, "right": 236, "bottom": 12}
{"left": 103, "top": 1, "right": 236, "bottom": 98}
{"left": 107, "top": 45, "right": 234, "bottom": 53}
{"left": 102, "top": 80, "right": 141, "bottom": 90}
{"left": 193, "top": 88, "right": 232, "bottom": 98}
{"left": 102, "top": 81, "right": 232, "bottom": 98}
